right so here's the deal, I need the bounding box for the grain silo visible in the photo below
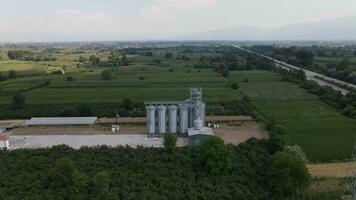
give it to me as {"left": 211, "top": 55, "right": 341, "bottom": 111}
{"left": 201, "top": 103, "right": 206, "bottom": 126}
{"left": 146, "top": 105, "right": 156, "bottom": 135}
{"left": 179, "top": 104, "right": 189, "bottom": 134}
{"left": 188, "top": 104, "right": 194, "bottom": 128}
{"left": 168, "top": 105, "right": 178, "bottom": 133}
{"left": 144, "top": 88, "right": 210, "bottom": 140}
{"left": 157, "top": 105, "right": 167, "bottom": 135}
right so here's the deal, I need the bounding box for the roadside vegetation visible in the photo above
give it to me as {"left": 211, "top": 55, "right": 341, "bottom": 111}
{"left": 249, "top": 45, "right": 356, "bottom": 85}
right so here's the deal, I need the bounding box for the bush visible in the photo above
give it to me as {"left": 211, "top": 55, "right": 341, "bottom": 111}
{"left": 243, "top": 78, "right": 249, "bottom": 83}
{"left": 66, "top": 76, "right": 74, "bottom": 82}
{"left": 121, "top": 99, "right": 134, "bottom": 111}
{"left": 101, "top": 70, "right": 112, "bottom": 80}
{"left": 139, "top": 75, "right": 145, "bottom": 80}
{"left": 0, "top": 73, "right": 7, "bottom": 82}
{"left": 285, "top": 145, "right": 309, "bottom": 163}
{"left": 60, "top": 106, "right": 78, "bottom": 117}
{"left": 165, "top": 52, "right": 173, "bottom": 59}
{"left": 222, "top": 69, "right": 229, "bottom": 77}
{"left": 0, "top": 100, "right": 248, "bottom": 119}
{"left": 271, "top": 124, "right": 288, "bottom": 136}
{"left": 11, "top": 93, "right": 25, "bottom": 110}
{"left": 46, "top": 67, "right": 65, "bottom": 75}
{"left": 231, "top": 83, "right": 239, "bottom": 89}
{"left": 152, "top": 58, "right": 161, "bottom": 65}
{"left": 265, "top": 118, "right": 277, "bottom": 131}
{"left": 163, "top": 133, "right": 177, "bottom": 152}
{"left": 8, "top": 70, "right": 17, "bottom": 79}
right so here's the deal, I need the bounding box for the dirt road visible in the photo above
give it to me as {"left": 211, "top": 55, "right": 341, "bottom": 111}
{"left": 307, "top": 162, "right": 356, "bottom": 178}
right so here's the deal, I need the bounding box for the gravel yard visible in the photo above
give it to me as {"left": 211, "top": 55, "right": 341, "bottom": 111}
{"left": 9, "top": 135, "right": 188, "bottom": 149}
{"left": 8, "top": 125, "right": 146, "bottom": 135}
{"left": 214, "top": 121, "right": 267, "bottom": 145}
{"left": 2, "top": 115, "right": 263, "bottom": 149}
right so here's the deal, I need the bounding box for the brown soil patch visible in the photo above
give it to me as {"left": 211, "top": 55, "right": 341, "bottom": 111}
{"left": 310, "top": 178, "right": 347, "bottom": 191}
{"left": 214, "top": 121, "right": 267, "bottom": 145}
{"left": 308, "top": 162, "right": 356, "bottom": 178}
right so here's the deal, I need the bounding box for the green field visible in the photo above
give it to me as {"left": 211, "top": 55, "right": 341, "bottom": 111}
{"left": 314, "top": 56, "right": 356, "bottom": 70}
{"left": 19, "top": 65, "right": 236, "bottom": 103}
{"left": 0, "top": 50, "right": 239, "bottom": 104}
{"left": 229, "top": 70, "right": 356, "bottom": 161}
{"left": 0, "top": 60, "right": 48, "bottom": 74}
{"left": 2, "top": 46, "right": 356, "bottom": 161}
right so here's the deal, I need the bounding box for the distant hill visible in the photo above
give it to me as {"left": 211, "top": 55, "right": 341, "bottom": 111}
{"left": 181, "top": 16, "right": 356, "bottom": 41}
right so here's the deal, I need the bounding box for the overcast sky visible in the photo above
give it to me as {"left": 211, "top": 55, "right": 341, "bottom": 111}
{"left": 0, "top": 0, "right": 355, "bottom": 42}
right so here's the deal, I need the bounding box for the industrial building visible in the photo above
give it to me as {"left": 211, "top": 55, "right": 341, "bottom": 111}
{"left": 145, "top": 88, "right": 213, "bottom": 141}
{"left": 26, "top": 117, "right": 97, "bottom": 126}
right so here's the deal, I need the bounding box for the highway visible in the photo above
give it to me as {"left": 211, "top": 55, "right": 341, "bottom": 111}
{"left": 233, "top": 45, "right": 356, "bottom": 95}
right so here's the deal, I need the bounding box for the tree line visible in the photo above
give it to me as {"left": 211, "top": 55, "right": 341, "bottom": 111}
{"left": 0, "top": 134, "right": 311, "bottom": 200}
{"left": 7, "top": 50, "right": 57, "bottom": 61}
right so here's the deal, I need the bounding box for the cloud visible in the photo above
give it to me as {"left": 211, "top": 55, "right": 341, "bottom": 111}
{"left": 139, "top": 0, "right": 219, "bottom": 36}
{"left": 142, "top": 0, "right": 218, "bottom": 19}
{"left": 0, "top": 9, "right": 123, "bottom": 41}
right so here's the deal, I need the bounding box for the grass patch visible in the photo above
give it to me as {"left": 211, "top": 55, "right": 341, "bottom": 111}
{"left": 230, "top": 70, "right": 356, "bottom": 161}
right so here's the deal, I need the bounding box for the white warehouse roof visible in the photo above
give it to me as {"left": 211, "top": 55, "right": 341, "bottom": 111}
{"left": 26, "top": 117, "right": 97, "bottom": 126}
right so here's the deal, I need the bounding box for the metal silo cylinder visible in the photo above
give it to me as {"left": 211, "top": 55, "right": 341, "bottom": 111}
{"left": 168, "top": 105, "right": 178, "bottom": 133}
{"left": 146, "top": 105, "right": 156, "bottom": 135}
{"left": 179, "top": 104, "right": 189, "bottom": 134}
{"left": 157, "top": 105, "right": 167, "bottom": 135}
{"left": 188, "top": 103, "right": 194, "bottom": 128}
{"left": 201, "top": 103, "right": 206, "bottom": 126}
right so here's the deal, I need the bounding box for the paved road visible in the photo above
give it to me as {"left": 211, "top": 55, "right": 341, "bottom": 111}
{"left": 233, "top": 45, "right": 356, "bottom": 95}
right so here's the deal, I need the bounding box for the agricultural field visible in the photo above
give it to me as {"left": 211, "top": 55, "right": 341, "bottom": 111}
{"left": 314, "top": 56, "right": 356, "bottom": 70}
{"left": 0, "top": 67, "right": 237, "bottom": 104}
{"left": 229, "top": 70, "right": 356, "bottom": 161}
{"left": 2, "top": 45, "right": 356, "bottom": 161}
{"left": 0, "top": 46, "right": 240, "bottom": 105}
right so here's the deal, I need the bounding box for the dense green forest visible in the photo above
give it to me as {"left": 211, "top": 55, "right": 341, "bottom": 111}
{"left": 0, "top": 137, "right": 310, "bottom": 200}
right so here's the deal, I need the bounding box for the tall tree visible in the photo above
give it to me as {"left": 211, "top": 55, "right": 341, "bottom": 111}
{"left": 101, "top": 70, "right": 112, "bottom": 80}
{"left": 8, "top": 70, "right": 17, "bottom": 79}
{"left": 198, "top": 136, "right": 233, "bottom": 174}
{"left": 296, "top": 49, "right": 314, "bottom": 66}
{"left": 163, "top": 133, "right": 177, "bottom": 152}
{"left": 267, "top": 152, "right": 310, "bottom": 199}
